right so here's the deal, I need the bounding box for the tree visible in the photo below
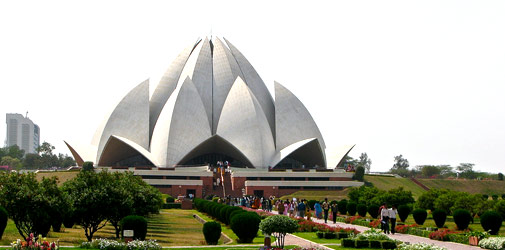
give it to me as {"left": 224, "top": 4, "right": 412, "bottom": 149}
{"left": 6, "top": 145, "right": 25, "bottom": 159}
{"left": 22, "top": 153, "right": 41, "bottom": 169}
{"left": 0, "top": 156, "right": 21, "bottom": 170}
{"left": 418, "top": 165, "right": 441, "bottom": 178}
{"left": 457, "top": 163, "right": 477, "bottom": 179}
{"left": 36, "top": 142, "right": 55, "bottom": 156}
{"left": 357, "top": 153, "right": 372, "bottom": 173}
{"left": 354, "top": 166, "right": 365, "bottom": 181}
{"left": 63, "top": 170, "right": 113, "bottom": 241}
{"left": 0, "top": 172, "right": 54, "bottom": 240}
{"left": 390, "top": 155, "right": 410, "bottom": 177}
{"left": 498, "top": 173, "right": 504, "bottom": 181}
{"left": 259, "top": 215, "right": 298, "bottom": 249}
{"left": 416, "top": 189, "right": 450, "bottom": 211}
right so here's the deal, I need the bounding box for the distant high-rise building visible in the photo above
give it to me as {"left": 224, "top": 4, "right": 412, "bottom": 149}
{"left": 5, "top": 113, "right": 40, "bottom": 154}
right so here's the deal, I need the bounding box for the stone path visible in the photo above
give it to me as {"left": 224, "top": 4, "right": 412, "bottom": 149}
{"left": 268, "top": 209, "right": 482, "bottom": 250}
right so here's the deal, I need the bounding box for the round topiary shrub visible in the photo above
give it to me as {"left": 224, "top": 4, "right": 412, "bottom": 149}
{"left": 357, "top": 204, "right": 367, "bottom": 217}
{"left": 230, "top": 212, "right": 260, "bottom": 243}
{"left": 432, "top": 209, "right": 447, "bottom": 228}
{"left": 480, "top": 211, "right": 503, "bottom": 235}
{"left": 482, "top": 194, "right": 489, "bottom": 200}
{"left": 0, "top": 207, "right": 8, "bottom": 240}
{"left": 307, "top": 200, "right": 317, "bottom": 210}
{"left": 338, "top": 200, "right": 348, "bottom": 215}
{"left": 203, "top": 221, "right": 221, "bottom": 245}
{"left": 226, "top": 207, "right": 243, "bottom": 225}
{"left": 398, "top": 205, "right": 411, "bottom": 222}
{"left": 63, "top": 213, "right": 75, "bottom": 229}
{"left": 412, "top": 209, "right": 427, "bottom": 225}
{"left": 120, "top": 215, "right": 148, "bottom": 240}
{"left": 453, "top": 209, "right": 472, "bottom": 230}
{"left": 492, "top": 195, "right": 499, "bottom": 201}
{"left": 367, "top": 204, "right": 379, "bottom": 219}
{"left": 230, "top": 209, "right": 247, "bottom": 223}
{"left": 347, "top": 202, "right": 357, "bottom": 216}
{"left": 166, "top": 195, "right": 175, "bottom": 203}
{"left": 219, "top": 206, "right": 229, "bottom": 224}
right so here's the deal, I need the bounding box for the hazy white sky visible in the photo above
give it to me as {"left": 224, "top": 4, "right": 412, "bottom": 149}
{"left": 1, "top": 1, "right": 504, "bottom": 173}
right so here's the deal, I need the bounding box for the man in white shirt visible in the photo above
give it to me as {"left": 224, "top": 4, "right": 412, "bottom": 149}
{"left": 380, "top": 204, "right": 390, "bottom": 234}
{"left": 389, "top": 205, "right": 398, "bottom": 235}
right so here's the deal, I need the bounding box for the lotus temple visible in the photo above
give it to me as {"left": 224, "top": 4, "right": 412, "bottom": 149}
{"left": 65, "top": 37, "right": 362, "bottom": 198}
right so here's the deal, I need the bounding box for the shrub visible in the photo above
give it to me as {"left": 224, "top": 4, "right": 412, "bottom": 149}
{"left": 219, "top": 206, "right": 229, "bottom": 224}
{"left": 342, "top": 238, "right": 355, "bottom": 248}
{"left": 63, "top": 213, "right": 75, "bottom": 229}
{"left": 226, "top": 206, "right": 243, "bottom": 225}
{"left": 316, "top": 231, "right": 324, "bottom": 238}
{"left": 203, "top": 221, "right": 221, "bottom": 245}
{"left": 0, "top": 207, "right": 7, "bottom": 240}
{"left": 453, "top": 209, "right": 472, "bottom": 230}
{"left": 307, "top": 200, "right": 317, "bottom": 210}
{"left": 502, "top": 194, "right": 505, "bottom": 199}
{"left": 367, "top": 204, "right": 379, "bottom": 219}
{"left": 480, "top": 211, "right": 503, "bottom": 235}
{"left": 82, "top": 161, "right": 94, "bottom": 171}
{"left": 412, "top": 209, "right": 427, "bottom": 225}
{"left": 120, "top": 215, "right": 148, "bottom": 240}
{"left": 338, "top": 200, "right": 348, "bottom": 215}
{"left": 432, "top": 209, "right": 447, "bottom": 228}
{"left": 230, "top": 212, "right": 260, "bottom": 243}
{"left": 259, "top": 215, "right": 298, "bottom": 249}
{"left": 357, "top": 204, "right": 367, "bottom": 217}
{"left": 205, "top": 194, "right": 214, "bottom": 200}
{"left": 483, "top": 194, "right": 489, "bottom": 200}
{"left": 230, "top": 209, "right": 247, "bottom": 222}
{"left": 354, "top": 166, "right": 365, "bottom": 181}
{"left": 347, "top": 202, "right": 357, "bottom": 216}
{"left": 370, "top": 240, "right": 381, "bottom": 248}
{"left": 492, "top": 195, "right": 499, "bottom": 201}
{"left": 397, "top": 205, "right": 411, "bottom": 222}
{"left": 381, "top": 241, "right": 397, "bottom": 249}
{"left": 356, "top": 239, "right": 369, "bottom": 248}
{"left": 166, "top": 195, "right": 175, "bottom": 203}
{"left": 52, "top": 220, "right": 63, "bottom": 232}
{"left": 324, "top": 232, "right": 336, "bottom": 239}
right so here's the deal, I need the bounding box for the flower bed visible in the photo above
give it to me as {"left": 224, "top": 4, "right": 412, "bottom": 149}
{"left": 397, "top": 242, "right": 447, "bottom": 250}
{"left": 479, "top": 237, "right": 505, "bottom": 250}
{"left": 80, "top": 239, "right": 161, "bottom": 250}
{"left": 428, "top": 229, "right": 457, "bottom": 241}
{"left": 11, "top": 234, "right": 59, "bottom": 250}
{"left": 341, "top": 229, "right": 398, "bottom": 249}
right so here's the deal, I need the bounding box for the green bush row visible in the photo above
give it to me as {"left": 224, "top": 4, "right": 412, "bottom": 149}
{"left": 342, "top": 238, "right": 396, "bottom": 249}
{"left": 162, "top": 203, "right": 182, "bottom": 209}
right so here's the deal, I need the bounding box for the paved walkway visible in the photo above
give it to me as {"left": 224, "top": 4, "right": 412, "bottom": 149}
{"left": 269, "top": 210, "right": 481, "bottom": 250}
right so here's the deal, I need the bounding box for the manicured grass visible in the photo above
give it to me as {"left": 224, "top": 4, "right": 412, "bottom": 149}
{"left": 0, "top": 209, "right": 209, "bottom": 246}
{"left": 364, "top": 175, "right": 426, "bottom": 198}
{"left": 418, "top": 179, "right": 505, "bottom": 195}
{"left": 35, "top": 171, "right": 79, "bottom": 184}
{"left": 192, "top": 211, "right": 267, "bottom": 245}
{"left": 280, "top": 190, "right": 350, "bottom": 201}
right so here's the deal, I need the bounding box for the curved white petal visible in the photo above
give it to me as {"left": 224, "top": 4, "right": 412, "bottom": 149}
{"left": 96, "top": 80, "right": 150, "bottom": 163}
{"left": 64, "top": 141, "right": 97, "bottom": 166}
{"left": 150, "top": 77, "right": 212, "bottom": 167}
{"left": 98, "top": 135, "right": 158, "bottom": 166}
{"left": 212, "top": 37, "right": 245, "bottom": 133}
{"left": 217, "top": 77, "right": 275, "bottom": 168}
{"left": 149, "top": 40, "right": 200, "bottom": 137}
{"left": 274, "top": 81, "right": 326, "bottom": 165}
{"left": 270, "top": 138, "right": 326, "bottom": 168}
{"left": 224, "top": 38, "right": 276, "bottom": 140}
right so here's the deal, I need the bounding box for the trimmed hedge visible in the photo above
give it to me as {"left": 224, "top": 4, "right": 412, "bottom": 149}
{"left": 0, "top": 207, "right": 7, "bottom": 240}
{"left": 368, "top": 204, "right": 379, "bottom": 219}
{"left": 166, "top": 195, "right": 175, "bottom": 203}
{"left": 162, "top": 203, "right": 182, "bottom": 209}
{"left": 203, "top": 221, "right": 221, "bottom": 245}
{"left": 342, "top": 238, "right": 355, "bottom": 248}
{"left": 453, "top": 209, "right": 471, "bottom": 230}
{"left": 120, "top": 215, "right": 148, "bottom": 240}
{"left": 432, "top": 209, "right": 447, "bottom": 228}
{"left": 347, "top": 202, "right": 357, "bottom": 216}
{"left": 357, "top": 204, "right": 367, "bottom": 217}
{"left": 412, "top": 209, "right": 427, "bottom": 225}
{"left": 480, "top": 211, "right": 503, "bottom": 235}
{"left": 230, "top": 212, "right": 260, "bottom": 243}
{"left": 397, "top": 205, "right": 410, "bottom": 222}
{"left": 338, "top": 200, "right": 348, "bottom": 215}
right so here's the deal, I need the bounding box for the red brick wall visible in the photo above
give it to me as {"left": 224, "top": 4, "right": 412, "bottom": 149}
{"left": 155, "top": 185, "right": 203, "bottom": 198}
{"left": 232, "top": 176, "right": 246, "bottom": 191}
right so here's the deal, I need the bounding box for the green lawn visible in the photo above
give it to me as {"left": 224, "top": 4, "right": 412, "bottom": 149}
{"left": 364, "top": 175, "right": 426, "bottom": 198}
{"left": 418, "top": 179, "right": 505, "bottom": 195}
{"left": 292, "top": 232, "right": 342, "bottom": 244}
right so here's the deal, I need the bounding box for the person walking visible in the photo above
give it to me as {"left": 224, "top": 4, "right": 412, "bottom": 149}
{"left": 277, "top": 200, "right": 285, "bottom": 215}
{"left": 314, "top": 202, "right": 322, "bottom": 219}
{"left": 389, "top": 205, "right": 398, "bottom": 235}
{"left": 322, "top": 198, "right": 330, "bottom": 223}
{"left": 380, "top": 203, "right": 390, "bottom": 234}
{"left": 298, "top": 199, "right": 306, "bottom": 217}
{"left": 331, "top": 202, "right": 338, "bottom": 224}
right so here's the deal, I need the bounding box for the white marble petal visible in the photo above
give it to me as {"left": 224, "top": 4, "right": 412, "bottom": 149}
{"left": 217, "top": 77, "right": 275, "bottom": 168}
{"left": 96, "top": 80, "right": 150, "bottom": 163}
